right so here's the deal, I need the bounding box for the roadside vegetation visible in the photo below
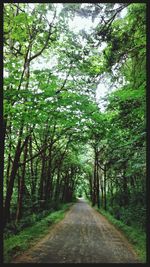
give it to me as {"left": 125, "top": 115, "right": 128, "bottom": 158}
{"left": 4, "top": 203, "right": 73, "bottom": 263}
{"left": 97, "top": 208, "right": 146, "bottom": 262}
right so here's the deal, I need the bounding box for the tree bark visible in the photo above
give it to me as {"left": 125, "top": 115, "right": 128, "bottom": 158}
{"left": 92, "top": 147, "right": 97, "bottom": 206}
{"left": 104, "top": 165, "right": 107, "bottom": 210}
{"left": 96, "top": 154, "right": 100, "bottom": 209}
{"left": 6, "top": 122, "right": 12, "bottom": 188}
{"left": 3, "top": 124, "right": 28, "bottom": 227}
{"left": 39, "top": 151, "right": 46, "bottom": 202}
{"left": 16, "top": 137, "right": 28, "bottom": 223}
{"left": 29, "top": 135, "right": 37, "bottom": 204}
{"left": 45, "top": 145, "right": 52, "bottom": 202}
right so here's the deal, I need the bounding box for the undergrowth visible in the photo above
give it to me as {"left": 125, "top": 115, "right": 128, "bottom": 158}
{"left": 96, "top": 207, "right": 146, "bottom": 263}
{"left": 4, "top": 202, "right": 73, "bottom": 263}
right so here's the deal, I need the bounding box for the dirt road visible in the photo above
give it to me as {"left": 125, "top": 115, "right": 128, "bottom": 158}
{"left": 12, "top": 198, "right": 140, "bottom": 263}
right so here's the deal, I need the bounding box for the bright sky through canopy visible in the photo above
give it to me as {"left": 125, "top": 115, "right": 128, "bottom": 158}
{"left": 29, "top": 3, "right": 128, "bottom": 111}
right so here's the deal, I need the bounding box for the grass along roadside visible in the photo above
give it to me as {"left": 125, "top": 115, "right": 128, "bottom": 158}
{"left": 96, "top": 208, "right": 146, "bottom": 263}
{"left": 4, "top": 203, "right": 73, "bottom": 263}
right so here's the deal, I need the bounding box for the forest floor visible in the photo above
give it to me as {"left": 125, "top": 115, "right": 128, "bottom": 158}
{"left": 11, "top": 198, "right": 141, "bottom": 263}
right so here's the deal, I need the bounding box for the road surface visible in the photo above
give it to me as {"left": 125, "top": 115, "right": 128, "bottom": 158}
{"left": 11, "top": 198, "right": 140, "bottom": 263}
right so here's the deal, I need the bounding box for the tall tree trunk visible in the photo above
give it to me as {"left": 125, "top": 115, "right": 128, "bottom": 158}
{"left": 96, "top": 155, "right": 100, "bottom": 208}
{"left": 104, "top": 165, "right": 107, "bottom": 210}
{"left": 45, "top": 145, "right": 52, "bottom": 202}
{"left": 62, "top": 171, "right": 70, "bottom": 202}
{"left": 3, "top": 118, "right": 7, "bottom": 150}
{"left": 54, "top": 168, "right": 61, "bottom": 202}
{"left": 110, "top": 179, "right": 114, "bottom": 207}
{"left": 3, "top": 124, "right": 25, "bottom": 227}
{"left": 92, "top": 147, "right": 98, "bottom": 206}
{"left": 16, "top": 138, "right": 28, "bottom": 223}
{"left": 6, "top": 122, "right": 12, "bottom": 188}
{"left": 89, "top": 174, "right": 93, "bottom": 202}
{"left": 123, "top": 173, "right": 128, "bottom": 206}
{"left": 100, "top": 183, "right": 104, "bottom": 208}
{"left": 92, "top": 148, "right": 97, "bottom": 206}
{"left": 39, "top": 151, "right": 46, "bottom": 202}
{"left": 29, "top": 136, "right": 36, "bottom": 204}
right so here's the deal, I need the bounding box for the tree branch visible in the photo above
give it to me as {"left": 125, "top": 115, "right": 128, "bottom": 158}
{"left": 28, "top": 10, "right": 56, "bottom": 63}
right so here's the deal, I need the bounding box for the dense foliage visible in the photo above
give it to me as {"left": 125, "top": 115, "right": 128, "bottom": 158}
{"left": 3, "top": 2, "right": 146, "bottom": 238}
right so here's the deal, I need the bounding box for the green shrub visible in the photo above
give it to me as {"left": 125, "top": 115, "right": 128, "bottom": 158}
{"left": 4, "top": 203, "right": 73, "bottom": 263}
{"left": 97, "top": 208, "right": 146, "bottom": 262}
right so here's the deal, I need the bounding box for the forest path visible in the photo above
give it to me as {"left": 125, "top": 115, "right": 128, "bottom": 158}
{"left": 12, "top": 198, "right": 140, "bottom": 263}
